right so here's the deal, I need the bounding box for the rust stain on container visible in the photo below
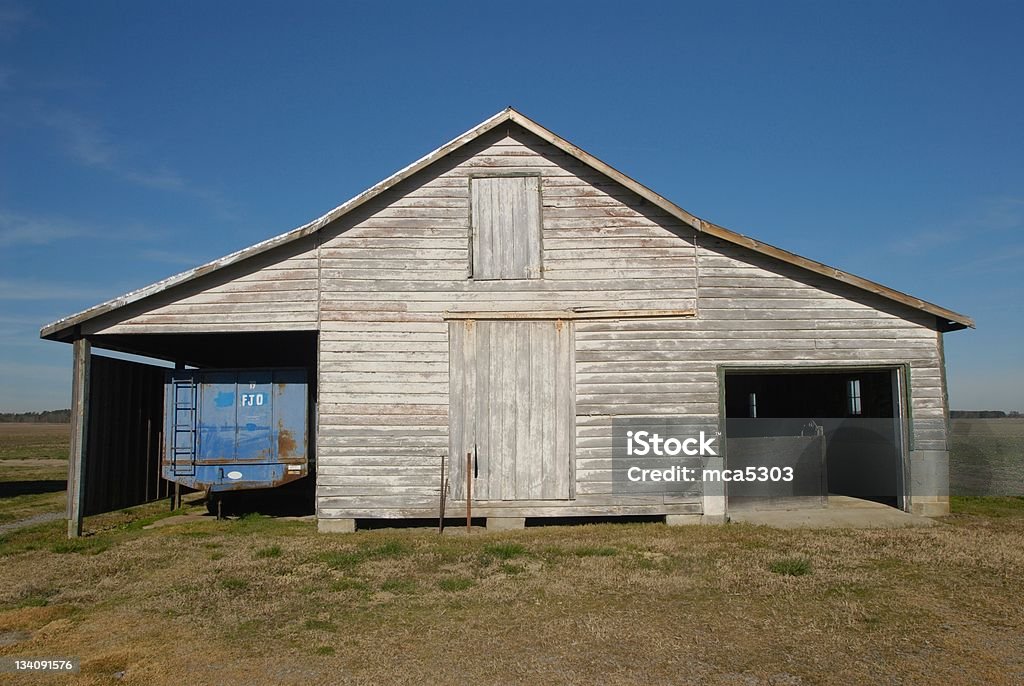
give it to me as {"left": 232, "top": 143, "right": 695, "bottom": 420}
{"left": 278, "top": 428, "right": 296, "bottom": 458}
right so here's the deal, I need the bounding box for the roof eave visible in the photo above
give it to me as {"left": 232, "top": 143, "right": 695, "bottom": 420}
{"left": 40, "top": 108, "right": 520, "bottom": 341}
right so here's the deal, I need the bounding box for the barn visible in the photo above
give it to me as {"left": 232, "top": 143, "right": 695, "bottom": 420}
{"left": 41, "top": 108, "right": 973, "bottom": 536}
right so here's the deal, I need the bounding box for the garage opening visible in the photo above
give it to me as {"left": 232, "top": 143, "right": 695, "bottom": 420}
{"left": 723, "top": 368, "right": 906, "bottom": 512}
{"left": 76, "top": 331, "right": 318, "bottom": 520}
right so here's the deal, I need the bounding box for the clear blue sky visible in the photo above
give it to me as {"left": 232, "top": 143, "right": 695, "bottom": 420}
{"left": 1, "top": 1, "right": 1021, "bottom": 412}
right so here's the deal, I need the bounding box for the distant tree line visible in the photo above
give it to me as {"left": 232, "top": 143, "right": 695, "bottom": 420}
{"left": 0, "top": 409, "right": 72, "bottom": 423}
{"left": 951, "top": 410, "right": 1021, "bottom": 419}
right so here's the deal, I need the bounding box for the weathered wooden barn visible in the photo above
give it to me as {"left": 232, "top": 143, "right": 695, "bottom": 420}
{"left": 42, "top": 108, "right": 972, "bottom": 535}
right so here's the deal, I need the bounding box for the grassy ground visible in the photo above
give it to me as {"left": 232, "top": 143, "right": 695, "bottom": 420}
{"left": 0, "top": 423, "right": 1022, "bottom": 684}
{"left": 0, "top": 424, "right": 68, "bottom": 526}
{"left": 0, "top": 499, "right": 1021, "bottom": 685}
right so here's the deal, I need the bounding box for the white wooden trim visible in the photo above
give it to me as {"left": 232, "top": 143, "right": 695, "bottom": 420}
{"left": 443, "top": 308, "right": 696, "bottom": 321}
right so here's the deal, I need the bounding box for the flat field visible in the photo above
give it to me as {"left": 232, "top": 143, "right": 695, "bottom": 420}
{"left": 0, "top": 422, "right": 1021, "bottom": 685}
{"left": 0, "top": 424, "right": 68, "bottom": 527}
{"left": 949, "top": 418, "right": 1024, "bottom": 495}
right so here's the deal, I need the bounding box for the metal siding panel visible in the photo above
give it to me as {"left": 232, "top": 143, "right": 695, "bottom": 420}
{"left": 80, "top": 356, "right": 167, "bottom": 520}
{"left": 163, "top": 368, "right": 309, "bottom": 492}
{"left": 234, "top": 371, "right": 274, "bottom": 461}
{"left": 273, "top": 370, "right": 308, "bottom": 460}
{"left": 197, "top": 372, "right": 238, "bottom": 462}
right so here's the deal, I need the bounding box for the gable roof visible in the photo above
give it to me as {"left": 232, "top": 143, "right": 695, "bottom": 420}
{"left": 40, "top": 107, "right": 973, "bottom": 340}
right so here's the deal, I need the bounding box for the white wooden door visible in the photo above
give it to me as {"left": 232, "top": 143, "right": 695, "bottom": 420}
{"left": 449, "top": 320, "right": 574, "bottom": 501}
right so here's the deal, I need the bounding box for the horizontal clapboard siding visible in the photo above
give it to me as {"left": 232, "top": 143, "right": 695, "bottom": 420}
{"left": 317, "top": 125, "right": 698, "bottom": 517}
{"left": 84, "top": 238, "right": 320, "bottom": 334}
{"left": 72, "top": 118, "right": 948, "bottom": 519}
{"left": 570, "top": 241, "right": 947, "bottom": 500}
{"left": 316, "top": 125, "right": 947, "bottom": 519}
{"left": 695, "top": 236, "right": 946, "bottom": 452}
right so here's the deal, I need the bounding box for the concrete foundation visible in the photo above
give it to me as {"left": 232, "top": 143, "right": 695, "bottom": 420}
{"left": 700, "top": 514, "right": 728, "bottom": 525}
{"left": 664, "top": 514, "right": 702, "bottom": 526}
{"left": 486, "top": 517, "right": 526, "bottom": 531}
{"left": 729, "top": 496, "right": 936, "bottom": 529}
{"left": 318, "top": 518, "right": 356, "bottom": 533}
{"left": 911, "top": 497, "right": 950, "bottom": 517}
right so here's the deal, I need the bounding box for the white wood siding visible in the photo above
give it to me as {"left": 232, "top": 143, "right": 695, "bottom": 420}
{"left": 316, "top": 125, "right": 946, "bottom": 520}
{"left": 82, "top": 238, "right": 319, "bottom": 334}
{"left": 573, "top": 236, "right": 946, "bottom": 501}
{"left": 317, "top": 125, "right": 699, "bottom": 517}
{"left": 66, "top": 120, "right": 946, "bottom": 519}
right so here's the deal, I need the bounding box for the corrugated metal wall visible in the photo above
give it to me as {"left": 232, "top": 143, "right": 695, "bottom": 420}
{"left": 83, "top": 355, "right": 167, "bottom": 516}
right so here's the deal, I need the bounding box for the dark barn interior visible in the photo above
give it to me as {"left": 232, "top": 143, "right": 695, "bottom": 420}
{"left": 724, "top": 369, "right": 905, "bottom": 510}
{"left": 74, "top": 331, "right": 319, "bottom": 524}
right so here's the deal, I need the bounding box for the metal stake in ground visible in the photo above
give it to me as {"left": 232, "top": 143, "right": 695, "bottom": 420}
{"left": 466, "top": 451, "right": 472, "bottom": 533}
{"left": 438, "top": 452, "right": 446, "bottom": 534}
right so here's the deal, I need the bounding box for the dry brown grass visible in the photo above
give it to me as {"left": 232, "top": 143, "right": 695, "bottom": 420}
{"left": 1, "top": 424, "right": 1022, "bottom": 684}
{"left": 0, "top": 423, "right": 69, "bottom": 525}
{"left": 0, "top": 499, "right": 1021, "bottom": 685}
{"left": 0, "top": 424, "right": 70, "bottom": 461}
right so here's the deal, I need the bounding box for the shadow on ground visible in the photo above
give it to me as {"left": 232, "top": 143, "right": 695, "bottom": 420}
{"left": 0, "top": 480, "right": 66, "bottom": 498}
{"left": 209, "top": 480, "right": 315, "bottom": 517}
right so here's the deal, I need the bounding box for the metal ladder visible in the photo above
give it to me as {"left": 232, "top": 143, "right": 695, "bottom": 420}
{"left": 171, "top": 376, "right": 198, "bottom": 476}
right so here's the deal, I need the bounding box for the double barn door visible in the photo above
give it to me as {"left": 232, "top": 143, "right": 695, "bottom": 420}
{"left": 448, "top": 320, "right": 574, "bottom": 501}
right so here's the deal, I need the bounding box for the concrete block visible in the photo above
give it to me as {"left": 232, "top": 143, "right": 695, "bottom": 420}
{"left": 318, "top": 518, "right": 356, "bottom": 533}
{"left": 911, "top": 499, "right": 950, "bottom": 517}
{"left": 910, "top": 450, "right": 950, "bottom": 499}
{"left": 700, "top": 514, "right": 728, "bottom": 525}
{"left": 486, "top": 517, "right": 526, "bottom": 531}
{"left": 664, "top": 514, "right": 702, "bottom": 526}
{"left": 702, "top": 492, "right": 726, "bottom": 518}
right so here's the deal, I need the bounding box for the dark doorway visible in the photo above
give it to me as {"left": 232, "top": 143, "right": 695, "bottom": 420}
{"left": 724, "top": 368, "right": 905, "bottom": 510}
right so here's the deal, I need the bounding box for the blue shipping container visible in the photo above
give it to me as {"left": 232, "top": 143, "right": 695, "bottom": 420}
{"left": 162, "top": 368, "right": 309, "bottom": 492}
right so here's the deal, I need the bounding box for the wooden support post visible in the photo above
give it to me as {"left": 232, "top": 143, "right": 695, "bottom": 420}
{"left": 67, "top": 338, "right": 91, "bottom": 538}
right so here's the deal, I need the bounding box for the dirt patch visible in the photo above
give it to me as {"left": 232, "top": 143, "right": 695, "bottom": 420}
{"left": 0, "top": 511, "right": 63, "bottom": 534}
